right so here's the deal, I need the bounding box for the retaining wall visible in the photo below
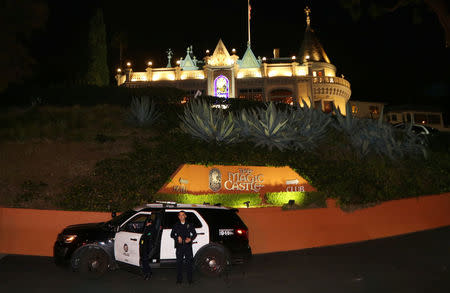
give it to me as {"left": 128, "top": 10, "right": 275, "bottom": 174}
{"left": 0, "top": 193, "right": 449, "bottom": 257}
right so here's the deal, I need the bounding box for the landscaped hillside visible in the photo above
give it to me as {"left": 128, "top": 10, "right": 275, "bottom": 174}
{"left": 1, "top": 91, "right": 449, "bottom": 212}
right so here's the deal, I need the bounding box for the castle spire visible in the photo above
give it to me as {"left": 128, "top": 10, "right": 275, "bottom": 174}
{"left": 304, "top": 6, "right": 311, "bottom": 27}
{"left": 299, "top": 6, "right": 331, "bottom": 64}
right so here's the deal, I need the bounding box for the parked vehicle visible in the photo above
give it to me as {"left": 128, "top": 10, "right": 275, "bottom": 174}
{"left": 54, "top": 202, "right": 251, "bottom": 278}
{"left": 393, "top": 123, "right": 439, "bottom": 136}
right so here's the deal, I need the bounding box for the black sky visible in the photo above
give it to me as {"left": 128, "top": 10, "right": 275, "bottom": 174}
{"left": 32, "top": 0, "right": 449, "bottom": 105}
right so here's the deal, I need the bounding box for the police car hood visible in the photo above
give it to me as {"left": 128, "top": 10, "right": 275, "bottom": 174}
{"left": 63, "top": 222, "right": 105, "bottom": 234}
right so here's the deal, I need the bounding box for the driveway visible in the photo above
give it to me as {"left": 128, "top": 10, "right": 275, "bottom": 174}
{"left": 1, "top": 226, "right": 449, "bottom": 293}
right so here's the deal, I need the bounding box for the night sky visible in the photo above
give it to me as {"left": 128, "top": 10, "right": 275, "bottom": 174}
{"left": 30, "top": 0, "right": 449, "bottom": 105}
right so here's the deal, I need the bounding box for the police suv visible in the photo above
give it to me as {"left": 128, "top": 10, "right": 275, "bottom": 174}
{"left": 53, "top": 202, "right": 251, "bottom": 278}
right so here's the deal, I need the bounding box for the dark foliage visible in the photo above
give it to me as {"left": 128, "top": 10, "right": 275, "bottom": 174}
{"left": 0, "top": 85, "right": 186, "bottom": 108}
{"left": 58, "top": 129, "right": 450, "bottom": 211}
{"left": 85, "top": 9, "right": 109, "bottom": 86}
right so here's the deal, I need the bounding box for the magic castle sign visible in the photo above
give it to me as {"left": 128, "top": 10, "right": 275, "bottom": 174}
{"left": 158, "top": 165, "right": 316, "bottom": 195}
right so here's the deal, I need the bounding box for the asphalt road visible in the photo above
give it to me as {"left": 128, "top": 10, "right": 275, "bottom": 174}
{"left": 1, "top": 226, "right": 449, "bottom": 293}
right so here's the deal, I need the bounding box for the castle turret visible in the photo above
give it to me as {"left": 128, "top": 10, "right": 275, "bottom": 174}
{"left": 299, "top": 6, "right": 330, "bottom": 64}
{"left": 298, "top": 7, "right": 351, "bottom": 114}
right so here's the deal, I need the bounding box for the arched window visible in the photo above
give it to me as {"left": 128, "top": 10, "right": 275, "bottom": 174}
{"left": 214, "top": 75, "right": 229, "bottom": 98}
{"left": 269, "top": 89, "right": 294, "bottom": 105}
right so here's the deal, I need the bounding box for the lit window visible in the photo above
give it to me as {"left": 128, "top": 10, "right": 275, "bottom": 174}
{"left": 351, "top": 105, "right": 358, "bottom": 114}
{"left": 323, "top": 101, "right": 334, "bottom": 113}
{"left": 369, "top": 106, "right": 379, "bottom": 115}
{"left": 238, "top": 88, "right": 263, "bottom": 101}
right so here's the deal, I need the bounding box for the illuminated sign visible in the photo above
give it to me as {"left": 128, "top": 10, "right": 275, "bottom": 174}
{"left": 158, "top": 164, "right": 316, "bottom": 195}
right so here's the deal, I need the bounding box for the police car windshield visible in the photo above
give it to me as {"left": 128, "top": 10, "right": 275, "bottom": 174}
{"left": 107, "top": 210, "right": 137, "bottom": 226}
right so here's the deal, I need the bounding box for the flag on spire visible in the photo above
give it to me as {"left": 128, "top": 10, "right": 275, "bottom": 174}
{"left": 247, "top": 0, "right": 251, "bottom": 47}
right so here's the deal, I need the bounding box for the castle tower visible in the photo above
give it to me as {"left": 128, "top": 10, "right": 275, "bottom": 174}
{"left": 299, "top": 7, "right": 351, "bottom": 113}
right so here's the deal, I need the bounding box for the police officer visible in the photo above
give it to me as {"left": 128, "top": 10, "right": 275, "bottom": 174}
{"left": 170, "top": 210, "right": 197, "bottom": 284}
{"left": 140, "top": 218, "right": 156, "bottom": 280}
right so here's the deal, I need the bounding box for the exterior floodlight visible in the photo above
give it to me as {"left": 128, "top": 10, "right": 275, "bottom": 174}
{"left": 232, "top": 48, "right": 236, "bottom": 54}
{"left": 262, "top": 57, "right": 267, "bottom": 61}
{"left": 305, "top": 55, "right": 310, "bottom": 60}
{"left": 243, "top": 201, "right": 250, "bottom": 208}
{"left": 292, "top": 56, "right": 296, "bottom": 60}
{"left": 126, "top": 62, "right": 131, "bottom": 67}
{"left": 117, "top": 68, "right": 122, "bottom": 73}
{"left": 206, "top": 49, "right": 210, "bottom": 54}
{"left": 147, "top": 61, "right": 152, "bottom": 66}
{"left": 176, "top": 60, "right": 181, "bottom": 65}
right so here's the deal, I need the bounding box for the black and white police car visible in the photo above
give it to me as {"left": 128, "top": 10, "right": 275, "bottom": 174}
{"left": 54, "top": 202, "right": 251, "bottom": 278}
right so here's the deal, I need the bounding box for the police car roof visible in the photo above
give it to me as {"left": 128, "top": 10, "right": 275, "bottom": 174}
{"left": 133, "top": 203, "right": 232, "bottom": 212}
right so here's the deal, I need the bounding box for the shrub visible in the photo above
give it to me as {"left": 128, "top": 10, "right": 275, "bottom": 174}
{"left": 265, "top": 191, "right": 327, "bottom": 208}
{"left": 243, "top": 102, "right": 295, "bottom": 151}
{"left": 289, "top": 102, "right": 332, "bottom": 150}
{"left": 152, "top": 193, "right": 262, "bottom": 208}
{"left": 0, "top": 84, "right": 186, "bottom": 107}
{"left": 179, "top": 98, "right": 238, "bottom": 144}
{"left": 127, "top": 96, "right": 161, "bottom": 127}
{"left": 333, "top": 104, "right": 427, "bottom": 160}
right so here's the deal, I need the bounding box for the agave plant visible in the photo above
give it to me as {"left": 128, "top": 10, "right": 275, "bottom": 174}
{"left": 243, "top": 102, "right": 296, "bottom": 151}
{"left": 333, "top": 103, "right": 361, "bottom": 133}
{"left": 333, "top": 103, "right": 426, "bottom": 159}
{"left": 288, "top": 101, "right": 332, "bottom": 150}
{"left": 179, "top": 98, "right": 238, "bottom": 144}
{"left": 128, "top": 96, "right": 161, "bottom": 127}
{"left": 234, "top": 108, "right": 255, "bottom": 139}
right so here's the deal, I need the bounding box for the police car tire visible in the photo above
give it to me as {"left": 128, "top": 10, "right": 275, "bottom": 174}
{"left": 79, "top": 248, "right": 108, "bottom": 279}
{"left": 195, "top": 246, "right": 226, "bottom": 277}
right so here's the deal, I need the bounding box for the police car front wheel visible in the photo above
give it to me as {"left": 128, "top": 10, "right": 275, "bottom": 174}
{"left": 79, "top": 248, "right": 108, "bottom": 279}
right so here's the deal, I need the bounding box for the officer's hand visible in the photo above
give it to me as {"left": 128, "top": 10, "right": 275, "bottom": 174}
{"left": 178, "top": 236, "right": 182, "bottom": 244}
{"left": 185, "top": 237, "right": 191, "bottom": 243}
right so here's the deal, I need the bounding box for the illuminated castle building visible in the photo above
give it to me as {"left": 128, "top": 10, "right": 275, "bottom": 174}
{"left": 116, "top": 7, "right": 352, "bottom": 114}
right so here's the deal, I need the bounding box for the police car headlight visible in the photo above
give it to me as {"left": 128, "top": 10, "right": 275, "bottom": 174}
{"left": 63, "top": 235, "right": 77, "bottom": 243}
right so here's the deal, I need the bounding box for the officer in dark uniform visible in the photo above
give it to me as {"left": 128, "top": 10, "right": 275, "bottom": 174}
{"left": 140, "top": 218, "right": 156, "bottom": 280}
{"left": 170, "top": 210, "right": 197, "bottom": 284}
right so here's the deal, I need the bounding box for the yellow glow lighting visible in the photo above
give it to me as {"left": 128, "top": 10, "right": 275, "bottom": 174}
{"left": 268, "top": 69, "right": 292, "bottom": 77}
{"left": 126, "top": 62, "right": 131, "bottom": 67}
{"left": 262, "top": 57, "right": 267, "bottom": 61}
{"left": 237, "top": 69, "right": 262, "bottom": 78}
{"left": 147, "top": 61, "right": 152, "bottom": 66}
{"left": 117, "top": 68, "right": 121, "bottom": 73}
{"left": 296, "top": 69, "right": 307, "bottom": 76}
{"left": 181, "top": 72, "right": 205, "bottom": 80}
{"left": 232, "top": 48, "right": 236, "bottom": 53}
{"left": 152, "top": 72, "right": 176, "bottom": 81}
{"left": 206, "top": 49, "right": 210, "bottom": 54}
{"left": 292, "top": 56, "right": 296, "bottom": 60}
{"left": 305, "top": 55, "right": 310, "bottom": 60}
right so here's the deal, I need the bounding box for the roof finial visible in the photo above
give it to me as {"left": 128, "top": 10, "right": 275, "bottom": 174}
{"left": 305, "top": 6, "right": 311, "bottom": 26}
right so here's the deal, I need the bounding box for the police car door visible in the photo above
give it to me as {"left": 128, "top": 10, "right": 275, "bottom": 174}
{"left": 160, "top": 210, "right": 209, "bottom": 260}
{"left": 114, "top": 212, "right": 152, "bottom": 267}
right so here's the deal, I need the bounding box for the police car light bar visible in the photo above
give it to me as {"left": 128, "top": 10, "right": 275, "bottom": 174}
{"left": 154, "top": 201, "right": 178, "bottom": 207}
